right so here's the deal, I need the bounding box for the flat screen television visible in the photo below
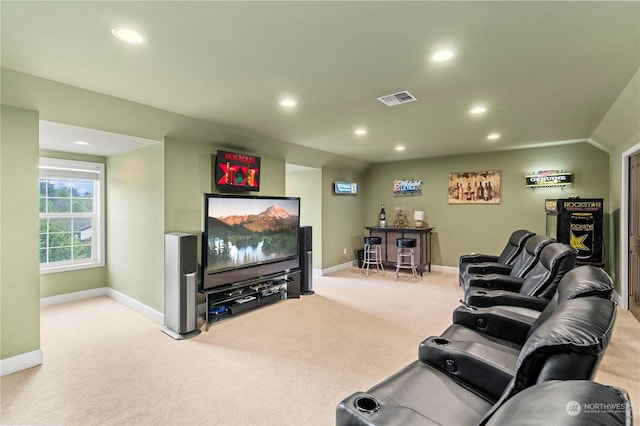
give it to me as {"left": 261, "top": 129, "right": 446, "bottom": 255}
{"left": 201, "top": 194, "right": 301, "bottom": 290}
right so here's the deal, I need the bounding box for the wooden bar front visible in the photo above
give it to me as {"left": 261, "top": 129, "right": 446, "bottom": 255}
{"left": 365, "top": 226, "right": 434, "bottom": 275}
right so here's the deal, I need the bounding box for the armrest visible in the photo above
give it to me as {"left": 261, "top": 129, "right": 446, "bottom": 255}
{"left": 465, "top": 262, "right": 513, "bottom": 276}
{"left": 466, "top": 274, "right": 524, "bottom": 291}
{"left": 459, "top": 253, "right": 499, "bottom": 267}
{"left": 465, "top": 288, "right": 550, "bottom": 310}
{"left": 451, "top": 305, "right": 534, "bottom": 345}
{"left": 337, "top": 391, "right": 438, "bottom": 426}
{"left": 418, "top": 336, "right": 514, "bottom": 401}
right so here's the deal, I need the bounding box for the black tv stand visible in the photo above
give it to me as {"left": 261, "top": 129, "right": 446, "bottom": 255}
{"left": 200, "top": 269, "right": 300, "bottom": 330}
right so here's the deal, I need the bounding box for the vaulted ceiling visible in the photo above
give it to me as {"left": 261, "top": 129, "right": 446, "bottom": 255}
{"left": 2, "top": 1, "right": 639, "bottom": 162}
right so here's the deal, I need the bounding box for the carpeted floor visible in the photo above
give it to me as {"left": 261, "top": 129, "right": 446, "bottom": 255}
{"left": 1, "top": 268, "right": 638, "bottom": 425}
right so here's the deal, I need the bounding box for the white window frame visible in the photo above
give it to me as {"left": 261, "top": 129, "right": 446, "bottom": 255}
{"left": 39, "top": 157, "right": 105, "bottom": 274}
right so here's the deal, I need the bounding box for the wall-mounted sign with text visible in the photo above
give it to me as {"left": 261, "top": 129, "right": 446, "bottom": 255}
{"left": 394, "top": 179, "right": 422, "bottom": 196}
{"left": 333, "top": 181, "right": 359, "bottom": 195}
{"left": 525, "top": 171, "right": 573, "bottom": 189}
{"left": 215, "top": 150, "right": 261, "bottom": 192}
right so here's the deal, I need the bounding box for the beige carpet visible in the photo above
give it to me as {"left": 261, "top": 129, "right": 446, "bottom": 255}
{"left": 1, "top": 268, "right": 638, "bottom": 425}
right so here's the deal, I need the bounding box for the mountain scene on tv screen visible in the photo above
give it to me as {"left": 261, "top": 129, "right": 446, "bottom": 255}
{"left": 207, "top": 204, "right": 298, "bottom": 270}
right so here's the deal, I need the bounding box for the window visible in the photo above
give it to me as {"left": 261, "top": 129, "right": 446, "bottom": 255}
{"left": 39, "top": 158, "right": 104, "bottom": 273}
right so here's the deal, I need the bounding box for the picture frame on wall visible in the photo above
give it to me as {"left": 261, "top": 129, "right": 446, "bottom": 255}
{"left": 448, "top": 171, "right": 501, "bottom": 204}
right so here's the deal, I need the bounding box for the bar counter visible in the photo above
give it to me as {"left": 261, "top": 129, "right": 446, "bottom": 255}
{"left": 365, "top": 226, "right": 435, "bottom": 274}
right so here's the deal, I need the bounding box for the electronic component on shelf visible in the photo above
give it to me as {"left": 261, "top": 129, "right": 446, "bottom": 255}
{"left": 209, "top": 306, "right": 229, "bottom": 315}
{"left": 235, "top": 296, "right": 257, "bottom": 304}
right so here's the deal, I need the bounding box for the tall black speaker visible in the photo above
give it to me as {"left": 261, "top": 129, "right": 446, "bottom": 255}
{"left": 162, "top": 233, "right": 201, "bottom": 339}
{"left": 299, "top": 226, "right": 314, "bottom": 295}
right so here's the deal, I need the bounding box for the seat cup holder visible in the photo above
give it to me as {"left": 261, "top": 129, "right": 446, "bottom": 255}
{"left": 432, "top": 338, "right": 451, "bottom": 346}
{"left": 354, "top": 396, "right": 380, "bottom": 413}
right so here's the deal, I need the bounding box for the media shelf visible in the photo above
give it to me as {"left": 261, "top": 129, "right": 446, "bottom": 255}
{"left": 200, "top": 269, "right": 300, "bottom": 330}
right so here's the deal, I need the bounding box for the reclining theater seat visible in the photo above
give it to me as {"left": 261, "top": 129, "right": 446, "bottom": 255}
{"left": 461, "top": 234, "right": 554, "bottom": 291}
{"left": 458, "top": 229, "right": 535, "bottom": 286}
{"left": 336, "top": 296, "right": 617, "bottom": 426}
{"left": 485, "top": 380, "right": 633, "bottom": 426}
{"left": 463, "top": 242, "right": 577, "bottom": 308}
{"left": 440, "top": 265, "right": 615, "bottom": 351}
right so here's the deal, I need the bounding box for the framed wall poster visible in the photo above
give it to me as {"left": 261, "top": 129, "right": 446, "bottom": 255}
{"left": 448, "top": 171, "right": 501, "bottom": 204}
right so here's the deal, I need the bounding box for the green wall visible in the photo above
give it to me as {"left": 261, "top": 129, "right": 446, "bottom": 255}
{"left": 591, "top": 67, "right": 639, "bottom": 295}
{"left": 1, "top": 106, "right": 40, "bottom": 359}
{"left": 364, "top": 142, "right": 610, "bottom": 267}
{"left": 286, "top": 168, "right": 323, "bottom": 269}
{"left": 322, "top": 167, "right": 364, "bottom": 269}
{"left": 164, "top": 136, "right": 287, "bottom": 250}
{"left": 106, "top": 143, "right": 165, "bottom": 312}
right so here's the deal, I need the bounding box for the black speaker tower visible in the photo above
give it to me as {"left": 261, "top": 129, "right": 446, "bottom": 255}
{"left": 299, "top": 226, "right": 314, "bottom": 295}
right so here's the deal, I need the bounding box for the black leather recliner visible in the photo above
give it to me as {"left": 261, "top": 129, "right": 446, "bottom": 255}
{"left": 458, "top": 229, "right": 534, "bottom": 286}
{"left": 444, "top": 265, "right": 614, "bottom": 350}
{"left": 464, "top": 242, "right": 577, "bottom": 307}
{"left": 336, "top": 296, "right": 617, "bottom": 426}
{"left": 461, "top": 234, "right": 554, "bottom": 291}
{"left": 485, "top": 380, "right": 632, "bottom": 426}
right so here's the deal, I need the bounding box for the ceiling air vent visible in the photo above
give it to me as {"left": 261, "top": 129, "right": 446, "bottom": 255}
{"left": 377, "top": 91, "right": 417, "bottom": 107}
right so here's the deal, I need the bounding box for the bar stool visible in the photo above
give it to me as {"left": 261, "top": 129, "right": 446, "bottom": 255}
{"left": 395, "top": 238, "right": 418, "bottom": 281}
{"left": 362, "top": 236, "right": 384, "bottom": 276}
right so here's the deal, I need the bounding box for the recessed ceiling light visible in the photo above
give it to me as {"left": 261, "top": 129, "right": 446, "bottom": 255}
{"left": 470, "top": 105, "right": 488, "bottom": 114}
{"left": 430, "top": 49, "right": 456, "bottom": 63}
{"left": 487, "top": 133, "right": 501, "bottom": 141}
{"left": 73, "top": 141, "right": 91, "bottom": 146}
{"left": 395, "top": 146, "right": 406, "bottom": 151}
{"left": 354, "top": 129, "right": 367, "bottom": 136}
{"left": 111, "top": 27, "right": 146, "bottom": 44}
{"left": 279, "top": 99, "right": 297, "bottom": 107}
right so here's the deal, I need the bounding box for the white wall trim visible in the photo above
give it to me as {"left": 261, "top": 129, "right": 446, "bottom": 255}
{"left": 321, "top": 261, "right": 357, "bottom": 275}
{"left": 430, "top": 264, "right": 459, "bottom": 274}
{"left": 620, "top": 141, "right": 640, "bottom": 310}
{"left": 40, "top": 286, "right": 163, "bottom": 324}
{"left": 321, "top": 262, "right": 458, "bottom": 276}
{"left": 612, "top": 290, "right": 623, "bottom": 307}
{"left": 40, "top": 287, "right": 109, "bottom": 307}
{"left": 585, "top": 138, "right": 612, "bottom": 153}
{"left": 106, "top": 288, "right": 164, "bottom": 325}
{"left": 0, "top": 349, "right": 44, "bottom": 377}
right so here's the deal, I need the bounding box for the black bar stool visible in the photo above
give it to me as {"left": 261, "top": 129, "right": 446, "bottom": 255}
{"left": 363, "top": 236, "right": 384, "bottom": 276}
{"left": 395, "top": 238, "right": 417, "bottom": 281}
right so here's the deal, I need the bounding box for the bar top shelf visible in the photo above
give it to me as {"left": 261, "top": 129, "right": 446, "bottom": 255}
{"left": 365, "top": 226, "right": 435, "bottom": 232}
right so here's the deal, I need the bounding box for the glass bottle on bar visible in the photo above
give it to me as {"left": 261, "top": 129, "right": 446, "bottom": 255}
{"left": 379, "top": 204, "right": 386, "bottom": 227}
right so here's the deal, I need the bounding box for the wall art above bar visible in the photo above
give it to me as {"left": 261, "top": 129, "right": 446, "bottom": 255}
{"left": 448, "top": 171, "right": 501, "bottom": 204}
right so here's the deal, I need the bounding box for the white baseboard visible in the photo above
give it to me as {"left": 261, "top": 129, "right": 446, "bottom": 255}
{"left": 40, "top": 287, "right": 109, "bottom": 307}
{"left": 321, "top": 262, "right": 458, "bottom": 276}
{"left": 0, "top": 349, "right": 43, "bottom": 377}
{"left": 321, "top": 261, "right": 356, "bottom": 275}
{"left": 2, "top": 287, "right": 164, "bottom": 377}
{"left": 430, "top": 264, "right": 459, "bottom": 274}
{"left": 106, "top": 288, "right": 164, "bottom": 325}
{"left": 39, "top": 286, "right": 164, "bottom": 324}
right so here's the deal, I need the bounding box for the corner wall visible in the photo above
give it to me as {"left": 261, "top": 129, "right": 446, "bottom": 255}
{"left": 286, "top": 168, "right": 323, "bottom": 269}
{"left": 106, "top": 143, "right": 165, "bottom": 312}
{"left": 322, "top": 167, "right": 364, "bottom": 269}
{"left": 1, "top": 106, "right": 41, "bottom": 362}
